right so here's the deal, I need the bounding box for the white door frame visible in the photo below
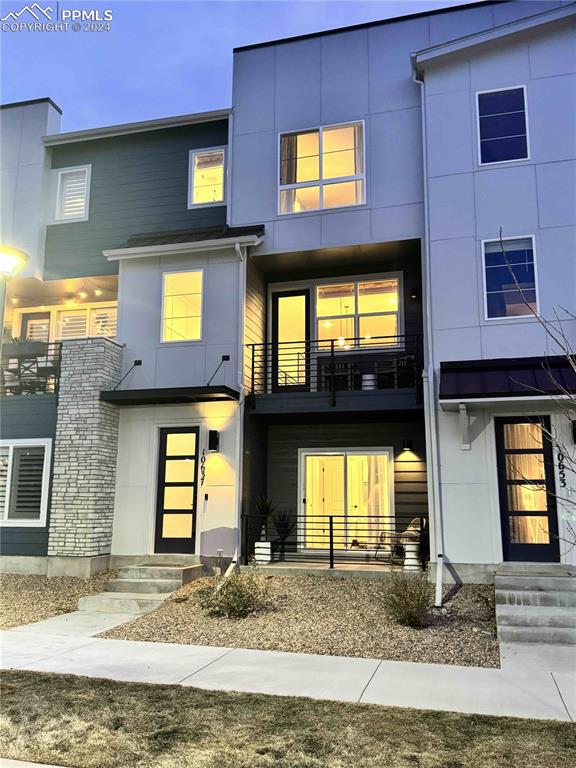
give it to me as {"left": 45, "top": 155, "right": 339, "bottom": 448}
{"left": 297, "top": 447, "right": 395, "bottom": 550}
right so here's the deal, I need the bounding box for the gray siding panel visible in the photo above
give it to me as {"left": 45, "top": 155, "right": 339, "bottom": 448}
{"left": 266, "top": 417, "right": 428, "bottom": 519}
{"left": 0, "top": 395, "right": 56, "bottom": 557}
{"left": 45, "top": 121, "right": 228, "bottom": 279}
{"left": 244, "top": 262, "right": 266, "bottom": 387}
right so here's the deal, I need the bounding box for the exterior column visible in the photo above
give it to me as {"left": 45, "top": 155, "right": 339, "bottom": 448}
{"left": 47, "top": 337, "right": 123, "bottom": 562}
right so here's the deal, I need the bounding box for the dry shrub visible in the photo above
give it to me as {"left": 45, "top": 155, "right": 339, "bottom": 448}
{"left": 197, "top": 569, "right": 271, "bottom": 619}
{"left": 381, "top": 571, "right": 433, "bottom": 628}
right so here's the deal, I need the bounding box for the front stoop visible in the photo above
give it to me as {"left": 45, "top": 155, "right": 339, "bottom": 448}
{"left": 495, "top": 563, "right": 576, "bottom": 645}
{"left": 79, "top": 559, "right": 207, "bottom": 615}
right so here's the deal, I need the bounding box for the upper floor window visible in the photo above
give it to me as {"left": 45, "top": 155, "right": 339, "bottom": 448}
{"left": 162, "top": 270, "right": 203, "bottom": 342}
{"left": 55, "top": 165, "right": 91, "bottom": 221}
{"left": 188, "top": 148, "right": 225, "bottom": 207}
{"left": 279, "top": 122, "right": 365, "bottom": 214}
{"left": 477, "top": 87, "right": 529, "bottom": 165}
{"left": 483, "top": 237, "right": 537, "bottom": 319}
{"left": 316, "top": 277, "right": 400, "bottom": 347}
{"left": 0, "top": 440, "right": 51, "bottom": 527}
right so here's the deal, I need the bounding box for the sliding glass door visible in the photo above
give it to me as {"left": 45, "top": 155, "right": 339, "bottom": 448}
{"left": 302, "top": 450, "right": 393, "bottom": 550}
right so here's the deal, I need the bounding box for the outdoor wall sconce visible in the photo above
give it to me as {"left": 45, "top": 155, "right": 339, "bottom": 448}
{"left": 402, "top": 440, "right": 413, "bottom": 452}
{"left": 208, "top": 430, "right": 220, "bottom": 453}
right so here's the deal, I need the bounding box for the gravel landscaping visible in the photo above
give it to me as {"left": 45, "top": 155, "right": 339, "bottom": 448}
{"left": 103, "top": 574, "right": 499, "bottom": 667}
{"left": 0, "top": 572, "right": 115, "bottom": 629}
{"left": 2, "top": 669, "right": 574, "bottom": 768}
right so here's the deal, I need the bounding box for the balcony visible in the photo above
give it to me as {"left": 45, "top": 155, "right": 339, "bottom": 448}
{"left": 1, "top": 341, "right": 62, "bottom": 396}
{"left": 246, "top": 335, "right": 423, "bottom": 413}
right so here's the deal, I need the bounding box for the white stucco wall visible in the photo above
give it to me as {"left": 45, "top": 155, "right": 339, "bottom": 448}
{"left": 0, "top": 100, "right": 61, "bottom": 278}
{"left": 111, "top": 401, "right": 240, "bottom": 558}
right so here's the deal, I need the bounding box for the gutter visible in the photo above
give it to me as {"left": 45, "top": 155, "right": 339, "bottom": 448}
{"left": 104, "top": 235, "right": 264, "bottom": 261}
{"left": 233, "top": 241, "right": 247, "bottom": 570}
{"left": 413, "top": 65, "right": 445, "bottom": 607}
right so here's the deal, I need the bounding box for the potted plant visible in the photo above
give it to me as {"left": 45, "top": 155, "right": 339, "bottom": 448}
{"left": 253, "top": 497, "right": 275, "bottom": 565}
{"left": 2, "top": 336, "right": 48, "bottom": 358}
{"left": 273, "top": 510, "right": 296, "bottom": 562}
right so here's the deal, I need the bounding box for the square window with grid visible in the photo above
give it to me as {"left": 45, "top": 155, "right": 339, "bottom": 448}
{"left": 477, "top": 88, "right": 528, "bottom": 165}
{"left": 483, "top": 237, "right": 537, "bottom": 319}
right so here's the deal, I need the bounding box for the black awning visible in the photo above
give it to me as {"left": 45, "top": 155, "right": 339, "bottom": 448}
{"left": 439, "top": 355, "right": 576, "bottom": 401}
{"left": 100, "top": 386, "right": 240, "bottom": 406}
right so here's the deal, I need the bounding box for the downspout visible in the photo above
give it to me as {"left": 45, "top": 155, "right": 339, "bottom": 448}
{"left": 413, "top": 63, "right": 445, "bottom": 606}
{"left": 232, "top": 240, "right": 246, "bottom": 570}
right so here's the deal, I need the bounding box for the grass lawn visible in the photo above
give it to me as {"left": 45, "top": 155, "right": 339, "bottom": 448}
{"left": 1, "top": 670, "right": 574, "bottom": 768}
{"left": 103, "top": 575, "right": 499, "bottom": 667}
{"left": 0, "top": 572, "right": 114, "bottom": 629}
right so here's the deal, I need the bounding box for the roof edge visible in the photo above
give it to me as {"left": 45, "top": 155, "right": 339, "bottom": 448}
{"left": 43, "top": 108, "right": 231, "bottom": 146}
{"left": 413, "top": 2, "right": 576, "bottom": 71}
{"left": 104, "top": 234, "right": 264, "bottom": 261}
{"left": 233, "top": 1, "right": 498, "bottom": 52}
{"left": 1, "top": 97, "right": 62, "bottom": 114}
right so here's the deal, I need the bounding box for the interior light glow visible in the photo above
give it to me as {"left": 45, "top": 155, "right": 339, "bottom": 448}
{"left": 94, "top": 289, "right": 103, "bottom": 297}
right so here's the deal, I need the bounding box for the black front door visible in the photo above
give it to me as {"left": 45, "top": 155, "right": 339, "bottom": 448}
{"left": 154, "top": 427, "right": 199, "bottom": 554}
{"left": 495, "top": 416, "right": 560, "bottom": 562}
{"left": 271, "top": 290, "right": 310, "bottom": 391}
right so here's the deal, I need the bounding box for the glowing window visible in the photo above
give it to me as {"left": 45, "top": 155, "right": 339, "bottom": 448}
{"left": 188, "top": 148, "right": 225, "bottom": 206}
{"left": 162, "top": 271, "right": 203, "bottom": 342}
{"left": 316, "top": 278, "right": 400, "bottom": 348}
{"left": 279, "top": 122, "right": 364, "bottom": 214}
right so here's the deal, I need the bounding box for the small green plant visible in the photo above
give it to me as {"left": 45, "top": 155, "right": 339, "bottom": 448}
{"left": 197, "top": 568, "right": 271, "bottom": 619}
{"left": 381, "top": 571, "right": 433, "bottom": 628}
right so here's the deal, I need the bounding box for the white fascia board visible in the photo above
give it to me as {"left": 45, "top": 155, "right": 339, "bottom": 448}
{"left": 43, "top": 108, "right": 231, "bottom": 146}
{"left": 440, "top": 394, "right": 572, "bottom": 412}
{"left": 412, "top": 4, "right": 576, "bottom": 72}
{"left": 104, "top": 235, "right": 263, "bottom": 261}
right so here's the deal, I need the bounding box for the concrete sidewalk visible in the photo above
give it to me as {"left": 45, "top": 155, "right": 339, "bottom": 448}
{"left": 1, "top": 629, "right": 574, "bottom": 722}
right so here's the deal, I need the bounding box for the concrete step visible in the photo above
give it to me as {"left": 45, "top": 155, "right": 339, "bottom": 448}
{"left": 495, "top": 589, "right": 576, "bottom": 608}
{"left": 495, "top": 563, "right": 576, "bottom": 577}
{"left": 78, "top": 592, "right": 168, "bottom": 615}
{"left": 109, "top": 578, "right": 182, "bottom": 594}
{"left": 495, "top": 575, "right": 576, "bottom": 592}
{"left": 118, "top": 564, "right": 204, "bottom": 583}
{"left": 496, "top": 605, "right": 576, "bottom": 629}
{"left": 498, "top": 625, "right": 576, "bottom": 645}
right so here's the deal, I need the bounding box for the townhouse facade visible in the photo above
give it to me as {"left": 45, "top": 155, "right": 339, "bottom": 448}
{"left": 1, "top": 0, "right": 574, "bottom": 580}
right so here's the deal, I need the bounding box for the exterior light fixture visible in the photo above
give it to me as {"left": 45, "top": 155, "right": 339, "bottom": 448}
{"left": 402, "top": 440, "right": 413, "bottom": 452}
{"left": 94, "top": 289, "right": 103, "bottom": 297}
{"left": 208, "top": 430, "right": 220, "bottom": 453}
{"left": 0, "top": 246, "right": 28, "bottom": 279}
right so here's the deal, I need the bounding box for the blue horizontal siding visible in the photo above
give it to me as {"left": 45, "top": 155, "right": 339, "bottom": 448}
{"left": 45, "top": 121, "right": 228, "bottom": 280}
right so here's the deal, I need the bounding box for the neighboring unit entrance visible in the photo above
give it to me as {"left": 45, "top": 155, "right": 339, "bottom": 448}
{"left": 154, "top": 427, "right": 199, "bottom": 554}
{"left": 301, "top": 449, "right": 394, "bottom": 550}
{"left": 495, "top": 417, "right": 560, "bottom": 563}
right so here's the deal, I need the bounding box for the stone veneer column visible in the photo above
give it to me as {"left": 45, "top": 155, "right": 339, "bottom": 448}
{"left": 48, "top": 337, "right": 123, "bottom": 558}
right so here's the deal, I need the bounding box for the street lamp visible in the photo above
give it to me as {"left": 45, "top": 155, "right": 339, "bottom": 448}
{"left": 0, "top": 245, "right": 29, "bottom": 351}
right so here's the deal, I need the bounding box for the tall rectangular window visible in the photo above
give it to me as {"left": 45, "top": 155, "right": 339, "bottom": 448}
{"left": 484, "top": 237, "right": 537, "bottom": 319}
{"left": 477, "top": 87, "right": 528, "bottom": 165}
{"left": 0, "top": 441, "right": 51, "bottom": 526}
{"left": 55, "top": 165, "right": 91, "bottom": 221}
{"left": 188, "top": 148, "right": 225, "bottom": 206}
{"left": 316, "top": 277, "right": 400, "bottom": 347}
{"left": 279, "top": 122, "right": 365, "bottom": 214}
{"left": 162, "top": 271, "right": 203, "bottom": 342}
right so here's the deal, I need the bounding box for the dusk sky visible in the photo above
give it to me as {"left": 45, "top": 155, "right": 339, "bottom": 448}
{"left": 1, "top": 0, "right": 478, "bottom": 131}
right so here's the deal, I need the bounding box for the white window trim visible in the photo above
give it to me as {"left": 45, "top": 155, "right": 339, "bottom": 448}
{"left": 160, "top": 268, "right": 204, "bottom": 344}
{"left": 12, "top": 301, "right": 118, "bottom": 343}
{"left": 476, "top": 85, "right": 530, "bottom": 167}
{"left": 277, "top": 120, "right": 366, "bottom": 216}
{"left": 187, "top": 146, "right": 226, "bottom": 209}
{"left": 0, "top": 438, "right": 52, "bottom": 528}
{"left": 268, "top": 271, "right": 405, "bottom": 348}
{"left": 481, "top": 235, "right": 540, "bottom": 321}
{"left": 54, "top": 164, "right": 92, "bottom": 222}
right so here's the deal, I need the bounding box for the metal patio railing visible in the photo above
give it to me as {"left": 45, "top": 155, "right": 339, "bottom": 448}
{"left": 246, "top": 335, "right": 423, "bottom": 405}
{"left": 242, "top": 513, "right": 429, "bottom": 570}
{"left": 0, "top": 341, "right": 62, "bottom": 396}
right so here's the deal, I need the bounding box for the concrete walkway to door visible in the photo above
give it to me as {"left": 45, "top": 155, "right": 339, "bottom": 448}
{"left": 1, "top": 627, "right": 574, "bottom": 722}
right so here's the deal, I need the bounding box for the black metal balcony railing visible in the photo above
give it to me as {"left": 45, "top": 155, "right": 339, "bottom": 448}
{"left": 247, "top": 335, "right": 422, "bottom": 405}
{"left": 242, "top": 513, "right": 429, "bottom": 570}
{"left": 0, "top": 342, "right": 62, "bottom": 396}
